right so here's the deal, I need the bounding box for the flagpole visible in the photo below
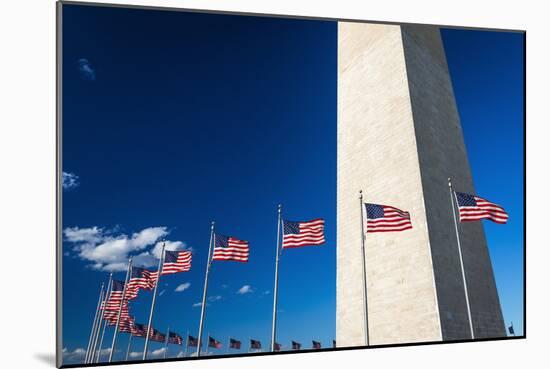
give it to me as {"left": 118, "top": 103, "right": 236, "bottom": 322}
{"left": 125, "top": 333, "right": 133, "bottom": 361}
{"left": 448, "top": 178, "right": 475, "bottom": 339}
{"left": 359, "top": 190, "right": 369, "bottom": 346}
{"left": 226, "top": 336, "right": 230, "bottom": 354}
{"left": 109, "top": 258, "right": 133, "bottom": 362}
{"left": 271, "top": 204, "right": 282, "bottom": 352}
{"left": 143, "top": 242, "right": 166, "bottom": 360}
{"left": 94, "top": 319, "right": 108, "bottom": 362}
{"left": 163, "top": 326, "right": 169, "bottom": 359}
{"left": 92, "top": 273, "right": 113, "bottom": 363}
{"left": 197, "top": 222, "right": 215, "bottom": 356}
{"left": 85, "top": 283, "right": 104, "bottom": 363}
{"left": 184, "top": 331, "right": 189, "bottom": 357}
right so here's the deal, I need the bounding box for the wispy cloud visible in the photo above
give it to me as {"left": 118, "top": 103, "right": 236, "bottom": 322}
{"left": 193, "top": 295, "right": 221, "bottom": 308}
{"left": 175, "top": 282, "right": 191, "bottom": 292}
{"left": 263, "top": 290, "right": 270, "bottom": 295}
{"left": 62, "top": 347, "right": 86, "bottom": 362}
{"left": 158, "top": 289, "right": 166, "bottom": 297}
{"left": 237, "top": 285, "right": 253, "bottom": 294}
{"left": 64, "top": 226, "right": 188, "bottom": 272}
{"left": 78, "top": 58, "right": 96, "bottom": 80}
{"left": 62, "top": 171, "right": 79, "bottom": 190}
{"left": 150, "top": 348, "right": 166, "bottom": 357}
{"left": 128, "top": 352, "right": 142, "bottom": 359}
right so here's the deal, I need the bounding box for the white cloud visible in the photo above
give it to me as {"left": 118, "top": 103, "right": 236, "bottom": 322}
{"left": 62, "top": 347, "right": 86, "bottom": 362}
{"left": 64, "top": 226, "right": 188, "bottom": 271}
{"left": 237, "top": 285, "right": 253, "bottom": 294}
{"left": 62, "top": 171, "right": 80, "bottom": 190}
{"left": 175, "top": 282, "right": 191, "bottom": 292}
{"left": 129, "top": 351, "right": 142, "bottom": 359}
{"left": 159, "top": 289, "right": 166, "bottom": 296}
{"left": 64, "top": 226, "right": 102, "bottom": 244}
{"left": 208, "top": 295, "right": 222, "bottom": 302}
{"left": 192, "top": 302, "right": 203, "bottom": 307}
{"left": 263, "top": 290, "right": 270, "bottom": 295}
{"left": 150, "top": 348, "right": 167, "bottom": 357}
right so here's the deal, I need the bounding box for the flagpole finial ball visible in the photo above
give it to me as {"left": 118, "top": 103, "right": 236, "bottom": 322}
{"left": 448, "top": 177, "right": 452, "bottom": 187}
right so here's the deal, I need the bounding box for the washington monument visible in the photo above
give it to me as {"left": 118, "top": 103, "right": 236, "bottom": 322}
{"left": 336, "top": 22, "right": 505, "bottom": 346}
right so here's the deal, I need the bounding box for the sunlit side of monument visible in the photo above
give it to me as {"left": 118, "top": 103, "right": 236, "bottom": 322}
{"left": 336, "top": 22, "right": 505, "bottom": 346}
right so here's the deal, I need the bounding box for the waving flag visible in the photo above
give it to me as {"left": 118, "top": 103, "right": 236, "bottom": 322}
{"left": 291, "top": 341, "right": 301, "bottom": 350}
{"left": 332, "top": 339, "right": 336, "bottom": 348}
{"left": 364, "top": 203, "right": 412, "bottom": 233}
{"left": 149, "top": 328, "right": 166, "bottom": 343}
{"left": 116, "top": 317, "right": 135, "bottom": 333}
{"left": 131, "top": 323, "right": 147, "bottom": 337}
{"left": 161, "top": 250, "right": 192, "bottom": 275}
{"left": 229, "top": 338, "right": 241, "bottom": 349}
{"left": 455, "top": 192, "right": 508, "bottom": 224}
{"left": 168, "top": 331, "right": 183, "bottom": 345}
{"left": 127, "top": 267, "right": 156, "bottom": 298}
{"left": 312, "top": 340, "right": 321, "bottom": 349}
{"left": 250, "top": 339, "right": 261, "bottom": 349}
{"left": 282, "top": 218, "right": 325, "bottom": 248}
{"left": 208, "top": 336, "right": 222, "bottom": 349}
{"left": 212, "top": 233, "right": 249, "bottom": 262}
{"left": 187, "top": 335, "right": 198, "bottom": 347}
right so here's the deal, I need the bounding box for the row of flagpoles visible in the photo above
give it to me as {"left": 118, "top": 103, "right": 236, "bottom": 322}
{"left": 83, "top": 177, "right": 509, "bottom": 363}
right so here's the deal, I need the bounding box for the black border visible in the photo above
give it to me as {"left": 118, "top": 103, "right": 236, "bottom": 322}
{"left": 56, "top": 1, "right": 527, "bottom": 368}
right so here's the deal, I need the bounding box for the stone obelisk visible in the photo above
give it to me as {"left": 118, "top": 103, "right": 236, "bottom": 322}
{"left": 336, "top": 22, "right": 505, "bottom": 346}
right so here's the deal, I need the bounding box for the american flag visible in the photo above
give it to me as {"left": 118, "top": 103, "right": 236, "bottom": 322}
{"left": 103, "top": 305, "right": 130, "bottom": 322}
{"left": 208, "top": 336, "right": 222, "bottom": 349}
{"left": 149, "top": 328, "right": 166, "bottom": 343}
{"left": 126, "top": 267, "right": 156, "bottom": 298}
{"left": 103, "top": 280, "right": 127, "bottom": 305}
{"left": 250, "top": 339, "right": 261, "bottom": 349}
{"left": 117, "top": 317, "right": 135, "bottom": 333}
{"left": 273, "top": 342, "right": 282, "bottom": 351}
{"left": 291, "top": 341, "right": 301, "bottom": 350}
{"left": 161, "top": 250, "right": 192, "bottom": 275}
{"left": 312, "top": 340, "right": 321, "bottom": 349}
{"left": 332, "top": 340, "right": 336, "bottom": 348}
{"left": 168, "top": 331, "right": 183, "bottom": 345}
{"left": 455, "top": 192, "right": 509, "bottom": 224}
{"left": 187, "top": 335, "right": 198, "bottom": 347}
{"left": 508, "top": 324, "right": 515, "bottom": 335}
{"left": 364, "top": 203, "right": 412, "bottom": 232}
{"left": 229, "top": 338, "right": 241, "bottom": 349}
{"left": 282, "top": 218, "right": 325, "bottom": 248}
{"left": 131, "top": 323, "right": 147, "bottom": 337}
{"left": 212, "top": 233, "right": 249, "bottom": 262}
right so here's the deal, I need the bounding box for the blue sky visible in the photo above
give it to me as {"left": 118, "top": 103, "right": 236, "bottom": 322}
{"left": 61, "top": 4, "right": 524, "bottom": 365}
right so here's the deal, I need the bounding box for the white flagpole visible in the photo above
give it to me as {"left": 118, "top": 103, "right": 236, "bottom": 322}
{"left": 109, "top": 258, "right": 133, "bottom": 362}
{"left": 85, "top": 283, "right": 104, "bottom": 363}
{"left": 163, "top": 326, "right": 170, "bottom": 359}
{"left": 197, "top": 222, "right": 215, "bottom": 356}
{"left": 125, "top": 332, "right": 133, "bottom": 361}
{"left": 359, "top": 190, "right": 370, "bottom": 346}
{"left": 143, "top": 242, "right": 167, "bottom": 360}
{"left": 271, "top": 204, "right": 282, "bottom": 352}
{"left": 448, "top": 178, "right": 475, "bottom": 339}
{"left": 184, "top": 331, "right": 189, "bottom": 357}
{"left": 94, "top": 320, "right": 108, "bottom": 362}
{"left": 226, "top": 336, "right": 230, "bottom": 354}
{"left": 92, "top": 273, "right": 113, "bottom": 363}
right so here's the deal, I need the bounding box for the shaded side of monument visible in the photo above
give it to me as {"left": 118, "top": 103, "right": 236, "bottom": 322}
{"left": 336, "top": 22, "right": 505, "bottom": 347}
